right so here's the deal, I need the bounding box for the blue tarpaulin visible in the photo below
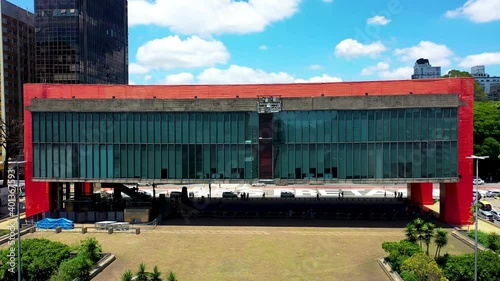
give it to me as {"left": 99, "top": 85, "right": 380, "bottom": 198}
{"left": 36, "top": 218, "right": 74, "bottom": 230}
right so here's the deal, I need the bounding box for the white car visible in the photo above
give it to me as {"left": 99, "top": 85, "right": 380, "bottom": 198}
{"left": 473, "top": 178, "right": 485, "bottom": 185}
{"left": 486, "top": 190, "right": 500, "bottom": 198}
{"left": 478, "top": 210, "right": 494, "bottom": 222}
{"left": 489, "top": 210, "right": 500, "bottom": 222}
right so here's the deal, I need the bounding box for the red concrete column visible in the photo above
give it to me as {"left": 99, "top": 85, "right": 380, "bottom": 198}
{"left": 438, "top": 77, "right": 474, "bottom": 225}
{"left": 84, "top": 182, "right": 92, "bottom": 195}
{"left": 25, "top": 182, "right": 50, "bottom": 217}
{"left": 439, "top": 182, "right": 472, "bottom": 225}
{"left": 407, "top": 183, "right": 434, "bottom": 205}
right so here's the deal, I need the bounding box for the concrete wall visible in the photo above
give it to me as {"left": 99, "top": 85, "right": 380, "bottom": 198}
{"left": 27, "top": 94, "right": 460, "bottom": 112}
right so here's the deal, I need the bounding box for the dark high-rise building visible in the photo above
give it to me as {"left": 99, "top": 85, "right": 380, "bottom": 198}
{"left": 35, "top": 0, "right": 128, "bottom": 84}
{"left": 0, "top": 0, "right": 35, "bottom": 171}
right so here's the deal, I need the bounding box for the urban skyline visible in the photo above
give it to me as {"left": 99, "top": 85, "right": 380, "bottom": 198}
{"left": 6, "top": 0, "right": 500, "bottom": 85}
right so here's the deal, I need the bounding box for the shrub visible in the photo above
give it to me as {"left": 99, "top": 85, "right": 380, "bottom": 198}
{"left": 0, "top": 238, "right": 71, "bottom": 281}
{"left": 467, "top": 230, "right": 500, "bottom": 254}
{"left": 382, "top": 240, "right": 422, "bottom": 272}
{"left": 50, "top": 253, "right": 93, "bottom": 281}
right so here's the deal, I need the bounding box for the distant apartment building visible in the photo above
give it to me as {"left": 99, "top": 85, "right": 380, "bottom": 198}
{"left": 411, "top": 58, "right": 441, "bottom": 79}
{"left": 471, "top": 65, "right": 500, "bottom": 99}
{"left": 489, "top": 83, "right": 500, "bottom": 101}
{"left": 35, "top": 0, "right": 128, "bottom": 84}
{"left": 0, "top": 0, "right": 35, "bottom": 171}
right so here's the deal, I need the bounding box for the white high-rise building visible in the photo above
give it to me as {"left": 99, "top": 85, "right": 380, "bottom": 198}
{"left": 471, "top": 65, "right": 500, "bottom": 99}
{"left": 411, "top": 58, "right": 441, "bottom": 79}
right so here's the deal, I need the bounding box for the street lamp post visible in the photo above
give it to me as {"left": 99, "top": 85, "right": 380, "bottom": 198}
{"left": 466, "top": 155, "right": 489, "bottom": 281}
{"left": 9, "top": 158, "right": 26, "bottom": 281}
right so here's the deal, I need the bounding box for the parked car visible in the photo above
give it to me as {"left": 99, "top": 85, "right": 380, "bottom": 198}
{"left": 486, "top": 190, "right": 500, "bottom": 198}
{"left": 222, "top": 191, "right": 238, "bottom": 198}
{"left": 478, "top": 200, "right": 492, "bottom": 212}
{"left": 489, "top": 210, "right": 500, "bottom": 222}
{"left": 473, "top": 178, "right": 485, "bottom": 185}
{"left": 478, "top": 210, "right": 494, "bottom": 222}
{"left": 280, "top": 191, "right": 295, "bottom": 198}
{"left": 170, "top": 191, "right": 182, "bottom": 198}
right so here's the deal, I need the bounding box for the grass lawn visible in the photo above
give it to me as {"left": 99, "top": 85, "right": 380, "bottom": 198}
{"left": 15, "top": 222, "right": 472, "bottom": 281}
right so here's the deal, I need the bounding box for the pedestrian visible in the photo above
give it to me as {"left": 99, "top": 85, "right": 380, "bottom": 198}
{"left": 394, "top": 191, "right": 397, "bottom": 198}
{"left": 316, "top": 193, "right": 320, "bottom": 200}
{"left": 341, "top": 191, "right": 344, "bottom": 198}
{"left": 384, "top": 191, "right": 387, "bottom": 198}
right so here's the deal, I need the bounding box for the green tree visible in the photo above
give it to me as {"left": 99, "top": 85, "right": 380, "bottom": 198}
{"left": 473, "top": 101, "right": 500, "bottom": 178}
{"left": 137, "top": 263, "right": 148, "bottom": 281}
{"left": 422, "top": 222, "right": 436, "bottom": 256}
{"left": 0, "top": 117, "right": 24, "bottom": 188}
{"left": 150, "top": 265, "right": 162, "bottom": 281}
{"left": 121, "top": 270, "right": 133, "bottom": 281}
{"left": 50, "top": 253, "right": 93, "bottom": 281}
{"left": 434, "top": 228, "right": 448, "bottom": 258}
{"left": 412, "top": 218, "right": 425, "bottom": 249}
{"left": 78, "top": 237, "right": 102, "bottom": 264}
{"left": 442, "top": 70, "right": 488, "bottom": 101}
{"left": 167, "top": 271, "right": 178, "bottom": 281}
{"left": 405, "top": 222, "right": 419, "bottom": 243}
{"left": 486, "top": 232, "right": 500, "bottom": 253}
{"left": 0, "top": 238, "right": 71, "bottom": 281}
{"left": 382, "top": 240, "right": 423, "bottom": 272}
{"left": 401, "top": 252, "right": 448, "bottom": 281}
{"left": 443, "top": 251, "right": 500, "bottom": 281}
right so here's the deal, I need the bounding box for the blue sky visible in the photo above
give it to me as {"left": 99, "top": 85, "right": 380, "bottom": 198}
{"left": 9, "top": 0, "right": 500, "bottom": 85}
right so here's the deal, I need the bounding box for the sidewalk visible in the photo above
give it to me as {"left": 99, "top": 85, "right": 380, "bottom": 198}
{"left": 0, "top": 214, "right": 26, "bottom": 229}
{"left": 424, "top": 202, "right": 499, "bottom": 234}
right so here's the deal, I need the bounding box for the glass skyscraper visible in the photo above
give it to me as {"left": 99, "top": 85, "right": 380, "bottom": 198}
{"left": 35, "top": 0, "right": 128, "bottom": 84}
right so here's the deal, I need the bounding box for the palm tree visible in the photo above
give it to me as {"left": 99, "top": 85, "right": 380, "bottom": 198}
{"left": 136, "top": 263, "right": 149, "bottom": 281}
{"left": 121, "top": 270, "right": 133, "bottom": 281}
{"left": 167, "top": 271, "right": 178, "bottom": 281}
{"left": 422, "top": 222, "right": 435, "bottom": 255}
{"left": 404, "top": 222, "right": 418, "bottom": 243}
{"left": 413, "top": 218, "right": 425, "bottom": 249}
{"left": 434, "top": 228, "right": 448, "bottom": 258}
{"left": 150, "top": 265, "right": 162, "bottom": 281}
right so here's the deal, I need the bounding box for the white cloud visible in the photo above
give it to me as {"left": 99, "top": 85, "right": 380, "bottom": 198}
{"left": 334, "top": 39, "right": 387, "bottom": 58}
{"left": 295, "top": 74, "right": 342, "bottom": 83}
{"left": 164, "top": 73, "right": 195, "bottom": 84}
{"left": 195, "top": 65, "right": 341, "bottom": 84}
{"left": 459, "top": 52, "right": 500, "bottom": 68}
{"left": 322, "top": 0, "right": 334, "bottom": 2}
{"left": 378, "top": 67, "right": 413, "bottom": 80}
{"left": 259, "top": 45, "right": 268, "bottom": 50}
{"left": 129, "top": 63, "right": 149, "bottom": 74}
{"left": 198, "top": 65, "right": 294, "bottom": 84}
{"left": 361, "top": 62, "right": 412, "bottom": 80}
{"left": 445, "top": 0, "right": 500, "bottom": 23}
{"left": 136, "top": 35, "right": 230, "bottom": 70}
{"left": 129, "top": 0, "right": 301, "bottom": 36}
{"left": 360, "top": 62, "right": 390, "bottom": 76}
{"left": 144, "top": 75, "right": 152, "bottom": 81}
{"left": 394, "top": 41, "right": 453, "bottom": 67}
{"left": 366, "top": 15, "right": 391, "bottom": 25}
{"left": 308, "top": 64, "right": 323, "bottom": 70}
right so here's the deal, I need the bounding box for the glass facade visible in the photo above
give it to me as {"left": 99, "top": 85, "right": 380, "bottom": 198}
{"left": 32, "top": 108, "right": 458, "bottom": 181}
{"left": 35, "top": 0, "right": 128, "bottom": 84}
{"left": 32, "top": 112, "right": 260, "bottom": 180}
{"left": 272, "top": 109, "right": 458, "bottom": 180}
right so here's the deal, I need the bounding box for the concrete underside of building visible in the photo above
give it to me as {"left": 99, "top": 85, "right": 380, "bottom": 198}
{"left": 23, "top": 78, "right": 474, "bottom": 224}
